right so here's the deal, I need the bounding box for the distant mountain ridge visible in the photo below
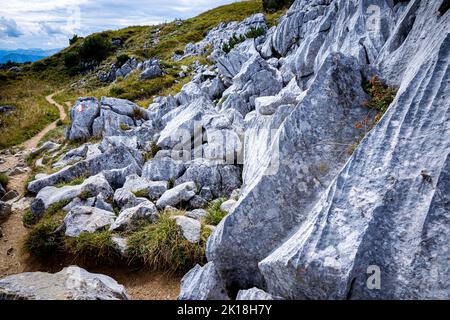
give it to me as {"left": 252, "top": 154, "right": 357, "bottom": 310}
{"left": 0, "top": 48, "right": 61, "bottom": 64}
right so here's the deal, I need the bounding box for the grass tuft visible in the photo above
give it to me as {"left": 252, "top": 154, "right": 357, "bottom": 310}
{"left": 204, "top": 198, "right": 227, "bottom": 226}
{"left": 24, "top": 211, "right": 65, "bottom": 257}
{"left": 65, "top": 230, "right": 120, "bottom": 263}
{"left": 0, "top": 173, "right": 9, "bottom": 188}
{"left": 127, "top": 214, "right": 209, "bottom": 273}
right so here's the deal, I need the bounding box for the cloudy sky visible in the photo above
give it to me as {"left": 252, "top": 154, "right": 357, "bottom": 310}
{"left": 0, "top": 0, "right": 239, "bottom": 50}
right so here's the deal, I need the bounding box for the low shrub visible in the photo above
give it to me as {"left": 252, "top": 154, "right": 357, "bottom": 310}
{"left": 24, "top": 211, "right": 65, "bottom": 257}
{"left": 245, "top": 26, "right": 265, "bottom": 39}
{"left": 22, "top": 209, "right": 38, "bottom": 227}
{"left": 116, "top": 54, "right": 130, "bottom": 67}
{"left": 69, "top": 34, "right": 79, "bottom": 45}
{"left": 222, "top": 34, "right": 246, "bottom": 53}
{"left": 363, "top": 76, "right": 398, "bottom": 120}
{"left": 132, "top": 108, "right": 145, "bottom": 120}
{"left": 263, "top": 0, "right": 294, "bottom": 12}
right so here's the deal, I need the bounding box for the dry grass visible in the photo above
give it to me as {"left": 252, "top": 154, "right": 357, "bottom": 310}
{"left": 0, "top": 76, "right": 59, "bottom": 148}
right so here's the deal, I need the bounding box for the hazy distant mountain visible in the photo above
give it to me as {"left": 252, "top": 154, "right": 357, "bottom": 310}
{"left": 0, "top": 48, "right": 61, "bottom": 64}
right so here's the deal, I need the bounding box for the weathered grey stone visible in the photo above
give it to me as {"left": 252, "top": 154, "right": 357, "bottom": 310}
{"left": 30, "top": 141, "right": 61, "bottom": 157}
{"left": 186, "top": 209, "right": 208, "bottom": 220}
{"left": 64, "top": 206, "right": 116, "bottom": 237}
{"left": 236, "top": 288, "right": 280, "bottom": 300}
{"left": 113, "top": 188, "right": 147, "bottom": 210}
{"left": 100, "top": 97, "right": 149, "bottom": 120}
{"left": 1, "top": 190, "right": 19, "bottom": 202}
{"left": 173, "top": 216, "right": 201, "bottom": 243}
{"left": 220, "top": 199, "right": 236, "bottom": 214}
{"left": 94, "top": 109, "right": 135, "bottom": 137}
{"left": 28, "top": 146, "right": 141, "bottom": 193}
{"left": 142, "top": 156, "right": 186, "bottom": 182}
{"left": 140, "top": 64, "right": 162, "bottom": 80}
{"left": 230, "top": 189, "right": 240, "bottom": 201}
{"left": 0, "top": 266, "right": 129, "bottom": 300}
{"left": 178, "top": 262, "right": 229, "bottom": 300}
{"left": 63, "top": 197, "right": 96, "bottom": 212}
{"left": 157, "top": 97, "right": 214, "bottom": 150}
{"left": 67, "top": 98, "right": 100, "bottom": 141}
{"left": 258, "top": 1, "right": 450, "bottom": 299}
{"left": 188, "top": 195, "right": 208, "bottom": 209}
{"left": 185, "top": 13, "right": 266, "bottom": 64}
{"left": 103, "top": 164, "right": 142, "bottom": 190}
{"left": 111, "top": 236, "right": 128, "bottom": 256}
{"left": 31, "top": 173, "right": 113, "bottom": 217}
{"left": 175, "top": 159, "right": 241, "bottom": 198}
{"left": 110, "top": 200, "right": 157, "bottom": 231}
{"left": 95, "top": 193, "right": 114, "bottom": 212}
{"left": 0, "top": 184, "right": 5, "bottom": 198}
{"left": 156, "top": 181, "right": 198, "bottom": 209}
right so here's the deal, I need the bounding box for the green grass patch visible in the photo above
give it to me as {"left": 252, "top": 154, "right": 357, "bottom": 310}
{"left": 24, "top": 211, "right": 65, "bottom": 257}
{"left": 133, "top": 189, "right": 149, "bottom": 198}
{"left": 119, "top": 123, "right": 131, "bottom": 131}
{"left": 65, "top": 230, "right": 120, "bottom": 263}
{"left": 55, "top": 176, "right": 86, "bottom": 188}
{"left": 204, "top": 198, "right": 227, "bottom": 226}
{"left": 22, "top": 209, "right": 38, "bottom": 227}
{"left": 127, "top": 214, "right": 209, "bottom": 273}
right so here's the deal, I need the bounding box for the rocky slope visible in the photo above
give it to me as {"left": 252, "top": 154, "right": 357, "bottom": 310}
{"left": 0, "top": 0, "right": 448, "bottom": 300}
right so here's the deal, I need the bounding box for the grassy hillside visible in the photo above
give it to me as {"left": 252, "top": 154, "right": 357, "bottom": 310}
{"left": 0, "top": 0, "right": 286, "bottom": 149}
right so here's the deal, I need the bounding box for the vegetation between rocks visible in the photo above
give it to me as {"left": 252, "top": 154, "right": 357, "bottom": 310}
{"left": 128, "top": 213, "right": 210, "bottom": 274}
{"left": 204, "top": 198, "right": 227, "bottom": 226}
{"left": 23, "top": 205, "right": 211, "bottom": 273}
{"left": 363, "top": 76, "right": 398, "bottom": 120}
{"left": 0, "top": 173, "right": 9, "bottom": 188}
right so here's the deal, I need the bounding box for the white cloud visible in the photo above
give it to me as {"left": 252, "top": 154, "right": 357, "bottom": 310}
{"left": 0, "top": 0, "right": 240, "bottom": 49}
{"left": 0, "top": 17, "right": 23, "bottom": 38}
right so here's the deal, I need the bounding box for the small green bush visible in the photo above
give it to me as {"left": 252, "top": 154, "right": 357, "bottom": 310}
{"left": 78, "top": 33, "right": 112, "bottom": 63}
{"left": 127, "top": 214, "right": 209, "bottom": 273}
{"left": 363, "top": 76, "right": 398, "bottom": 119}
{"left": 22, "top": 209, "right": 38, "bottom": 227}
{"left": 116, "top": 54, "right": 130, "bottom": 67}
{"left": 245, "top": 26, "right": 265, "bottom": 39}
{"left": 0, "top": 173, "right": 9, "bottom": 188}
{"left": 263, "top": 0, "right": 294, "bottom": 12}
{"left": 204, "top": 198, "right": 227, "bottom": 226}
{"left": 222, "top": 33, "right": 246, "bottom": 53}
{"left": 24, "top": 212, "right": 65, "bottom": 257}
{"left": 69, "top": 34, "right": 79, "bottom": 45}
{"left": 132, "top": 108, "right": 145, "bottom": 120}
